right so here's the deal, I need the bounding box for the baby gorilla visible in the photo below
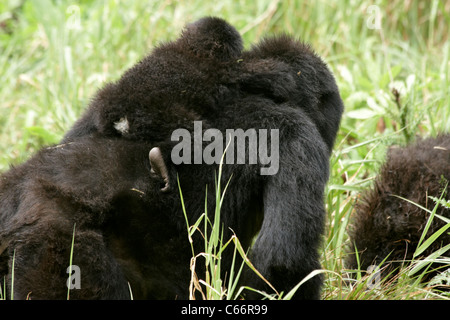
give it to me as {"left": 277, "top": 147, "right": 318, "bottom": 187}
{"left": 0, "top": 17, "right": 344, "bottom": 299}
{"left": 347, "top": 135, "right": 450, "bottom": 283}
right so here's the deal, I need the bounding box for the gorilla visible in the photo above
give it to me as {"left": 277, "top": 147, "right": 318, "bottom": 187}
{"left": 0, "top": 17, "right": 343, "bottom": 299}
{"left": 0, "top": 138, "right": 176, "bottom": 299}
{"left": 347, "top": 135, "right": 450, "bottom": 283}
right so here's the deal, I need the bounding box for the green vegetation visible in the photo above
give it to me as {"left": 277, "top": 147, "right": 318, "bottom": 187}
{"left": 1, "top": 0, "right": 449, "bottom": 299}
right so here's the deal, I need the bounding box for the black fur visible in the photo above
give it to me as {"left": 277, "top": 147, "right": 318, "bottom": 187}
{"left": 0, "top": 17, "right": 343, "bottom": 299}
{"left": 347, "top": 135, "right": 450, "bottom": 281}
{"left": 0, "top": 138, "right": 180, "bottom": 299}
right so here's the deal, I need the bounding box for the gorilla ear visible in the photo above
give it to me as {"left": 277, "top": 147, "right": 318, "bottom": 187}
{"left": 149, "top": 147, "right": 170, "bottom": 192}
{"left": 179, "top": 17, "right": 243, "bottom": 61}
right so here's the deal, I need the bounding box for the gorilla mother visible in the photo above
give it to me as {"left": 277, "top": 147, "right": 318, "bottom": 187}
{"left": 0, "top": 17, "right": 343, "bottom": 299}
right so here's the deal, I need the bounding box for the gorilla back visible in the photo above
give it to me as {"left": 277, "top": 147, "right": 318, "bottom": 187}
{"left": 0, "top": 17, "right": 343, "bottom": 299}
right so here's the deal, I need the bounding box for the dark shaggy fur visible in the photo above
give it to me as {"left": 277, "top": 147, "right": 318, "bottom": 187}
{"left": 347, "top": 135, "right": 450, "bottom": 281}
{"left": 0, "top": 138, "right": 181, "bottom": 299}
{"left": 0, "top": 17, "right": 343, "bottom": 299}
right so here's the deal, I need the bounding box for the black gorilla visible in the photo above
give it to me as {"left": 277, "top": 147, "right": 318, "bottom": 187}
{"left": 0, "top": 17, "right": 343, "bottom": 299}
{"left": 0, "top": 139, "right": 177, "bottom": 299}
{"left": 347, "top": 135, "right": 450, "bottom": 282}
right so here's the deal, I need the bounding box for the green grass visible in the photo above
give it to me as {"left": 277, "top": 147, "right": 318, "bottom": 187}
{"left": 1, "top": 0, "right": 449, "bottom": 300}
